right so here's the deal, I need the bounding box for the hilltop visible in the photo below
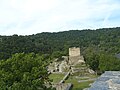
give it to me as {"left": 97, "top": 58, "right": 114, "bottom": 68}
{"left": 0, "top": 27, "right": 120, "bottom": 89}
{"left": 0, "top": 27, "right": 120, "bottom": 73}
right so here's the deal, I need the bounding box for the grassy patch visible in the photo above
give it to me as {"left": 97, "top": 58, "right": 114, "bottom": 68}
{"left": 72, "top": 80, "right": 94, "bottom": 90}
{"left": 49, "top": 73, "right": 65, "bottom": 83}
{"left": 49, "top": 73, "right": 98, "bottom": 89}
{"left": 65, "top": 75, "right": 97, "bottom": 90}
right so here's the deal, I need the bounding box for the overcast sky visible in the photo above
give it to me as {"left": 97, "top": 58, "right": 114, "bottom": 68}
{"left": 0, "top": 0, "right": 120, "bottom": 35}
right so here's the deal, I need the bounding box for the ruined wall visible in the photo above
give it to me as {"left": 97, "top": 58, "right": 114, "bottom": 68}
{"left": 69, "top": 47, "right": 84, "bottom": 65}
{"left": 69, "top": 47, "right": 80, "bottom": 56}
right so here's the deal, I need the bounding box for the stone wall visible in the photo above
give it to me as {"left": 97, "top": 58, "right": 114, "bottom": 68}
{"left": 69, "top": 47, "right": 80, "bottom": 56}
{"left": 54, "top": 83, "right": 72, "bottom": 90}
{"left": 69, "top": 47, "right": 84, "bottom": 65}
{"left": 88, "top": 71, "right": 120, "bottom": 90}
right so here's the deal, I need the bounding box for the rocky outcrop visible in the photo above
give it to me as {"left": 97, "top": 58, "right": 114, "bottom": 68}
{"left": 88, "top": 71, "right": 120, "bottom": 90}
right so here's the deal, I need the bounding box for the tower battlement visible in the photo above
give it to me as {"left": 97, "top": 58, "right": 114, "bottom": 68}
{"left": 69, "top": 47, "right": 84, "bottom": 65}
{"left": 69, "top": 47, "right": 80, "bottom": 57}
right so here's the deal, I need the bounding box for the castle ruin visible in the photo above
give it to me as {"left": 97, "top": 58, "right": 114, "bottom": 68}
{"left": 48, "top": 47, "right": 95, "bottom": 90}
{"left": 69, "top": 47, "right": 80, "bottom": 57}
{"left": 48, "top": 47, "right": 87, "bottom": 73}
{"left": 69, "top": 47, "right": 85, "bottom": 65}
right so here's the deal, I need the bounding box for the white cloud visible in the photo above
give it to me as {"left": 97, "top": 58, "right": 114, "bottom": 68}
{"left": 0, "top": 0, "right": 120, "bottom": 35}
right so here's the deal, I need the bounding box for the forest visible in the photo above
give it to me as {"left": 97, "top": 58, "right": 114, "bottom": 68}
{"left": 0, "top": 27, "right": 120, "bottom": 89}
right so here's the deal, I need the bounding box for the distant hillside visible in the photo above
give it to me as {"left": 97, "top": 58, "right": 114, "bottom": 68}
{"left": 0, "top": 27, "right": 120, "bottom": 60}
{"left": 0, "top": 27, "right": 120, "bottom": 72}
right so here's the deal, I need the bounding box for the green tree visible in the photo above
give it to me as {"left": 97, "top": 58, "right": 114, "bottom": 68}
{"left": 99, "top": 53, "right": 120, "bottom": 72}
{"left": 0, "top": 53, "right": 54, "bottom": 90}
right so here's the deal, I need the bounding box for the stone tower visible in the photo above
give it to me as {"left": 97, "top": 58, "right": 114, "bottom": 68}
{"left": 69, "top": 47, "right": 80, "bottom": 56}
{"left": 69, "top": 47, "right": 85, "bottom": 65}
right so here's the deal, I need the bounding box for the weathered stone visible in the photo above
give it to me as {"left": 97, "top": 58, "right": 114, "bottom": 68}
{"left": 88, "top": 68, "right": 95, "bottom": 74}
{"left": 59, "top": 61, "right": 69, "bottom": 72}
{"left": 88, "top": 71, "right": 120, "bottom": 90}
{"left": 69, "top": 47, "right": 85, "bottom": 65}
{"left": 53, "top": 83, "right": 72, "bottom": 90}
{"left": 48, "top": 47, "right": 96, "bottom": 90}
{"left": 48, "top": 47, "right": 94, "bottom": 75}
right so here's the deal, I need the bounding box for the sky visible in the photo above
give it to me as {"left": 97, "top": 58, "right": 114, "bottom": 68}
{"left": 0, "top": 0, "right": 120, "bottom": 35}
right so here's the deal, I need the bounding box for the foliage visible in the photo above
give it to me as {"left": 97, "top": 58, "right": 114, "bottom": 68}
{"left": 84, "top": 49, "right": 120, "bottom": 73}
{"left": 49, "top": 74, "right": 65, "bottom": 83}
{"left": 0, "top": 53, "right": 54, "bottom": 90}
{"left": 0, "top": 27, "right": 120, "bottom": 73}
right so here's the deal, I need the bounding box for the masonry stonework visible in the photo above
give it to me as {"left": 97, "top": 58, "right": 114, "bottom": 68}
{"left": 69, "top": 47, "right": 85, "bottom": 65}
{"left": 69, "top": 47, "right": 80, "bottom": 56}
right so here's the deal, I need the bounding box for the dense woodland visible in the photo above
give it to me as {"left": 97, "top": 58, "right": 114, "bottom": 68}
{"left": 0, "top": 27, "right": 120, "bottom": 89}
{"left": 0, "top": 53, "right": 54, "bottom": 90}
